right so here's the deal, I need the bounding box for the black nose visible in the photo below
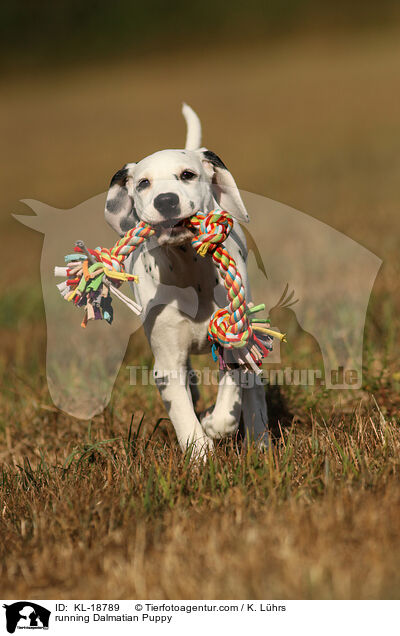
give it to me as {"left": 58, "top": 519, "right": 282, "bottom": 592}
{"left": 153, "top": 192, "right": 180, "bottom": 214}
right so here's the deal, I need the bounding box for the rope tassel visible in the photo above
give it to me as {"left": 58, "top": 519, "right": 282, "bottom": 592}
{"left": 54, "top": 210, "right": 285, "bottom": 369}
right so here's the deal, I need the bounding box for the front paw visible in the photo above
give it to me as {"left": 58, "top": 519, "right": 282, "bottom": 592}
{"left": 201, "top": 413, "right": 239, "bottom": 439}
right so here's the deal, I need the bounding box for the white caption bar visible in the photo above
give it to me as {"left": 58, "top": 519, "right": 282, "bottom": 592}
{"left": 1, "top": 600, "right": 398, "bottom": 635}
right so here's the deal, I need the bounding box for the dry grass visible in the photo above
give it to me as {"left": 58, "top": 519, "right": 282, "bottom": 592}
{"left": 1, "top": 379, "right": 400, "bottom": 599}
{"left": 1, "top": 28, "right": 400, "bottom": 599}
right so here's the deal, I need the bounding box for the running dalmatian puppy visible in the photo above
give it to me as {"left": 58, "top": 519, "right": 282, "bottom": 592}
{"left": 104, "top": 104, "right": 268, "bottom": 456}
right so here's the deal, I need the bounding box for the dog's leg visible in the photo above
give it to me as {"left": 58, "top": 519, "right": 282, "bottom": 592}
{"left": 241, "top": 378, "right": 269, "bottom": 448}
{"left": 154, "top": 363, "right": 212, "bottom": 457}
{"left": 200, "top": 370, "right": 242, "bottom": 439}
{"left": 144, "top": 303, "right": 213, "bottom": 457}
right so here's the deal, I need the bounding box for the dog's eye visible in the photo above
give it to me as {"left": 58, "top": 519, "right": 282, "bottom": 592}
{"left": 137, "top": 178, "right": 150, "bottom": 191}
{"left": 180, "top": 170, "right": 197, "bottom": 181}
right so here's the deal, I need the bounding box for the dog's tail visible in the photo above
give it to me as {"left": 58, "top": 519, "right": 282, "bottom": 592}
{"left": 182, "top": 103, "right": 202, "bottom": 150}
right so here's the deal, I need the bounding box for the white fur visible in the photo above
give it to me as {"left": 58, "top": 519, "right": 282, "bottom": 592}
{"left": 104, "top": 105, "right": 268, "bottom": 458}
{"left": 182, "top": 102, "right": 202, "bottom": 150}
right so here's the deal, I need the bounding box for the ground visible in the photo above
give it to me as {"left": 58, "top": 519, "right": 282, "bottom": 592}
{"left": 0, "top": 28, "right": 400, "bottom": 599}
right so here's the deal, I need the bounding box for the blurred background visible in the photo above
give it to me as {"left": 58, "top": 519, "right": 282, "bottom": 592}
{"left": 2, "top": 0, "right": 400, "bottom": 380}
{"left": 2, "top": 0, "right": 400, "bottom": 396}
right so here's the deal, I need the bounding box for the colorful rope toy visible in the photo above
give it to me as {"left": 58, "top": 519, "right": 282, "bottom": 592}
{"left": 54, "top": 210, "right": 286, "bottom": 373}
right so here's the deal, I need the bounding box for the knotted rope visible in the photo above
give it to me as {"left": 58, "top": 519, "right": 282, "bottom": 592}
{"left": 55, "top": 210, "right": 285, "bottom": 372}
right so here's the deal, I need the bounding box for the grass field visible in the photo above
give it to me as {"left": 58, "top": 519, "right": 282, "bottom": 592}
{"left": 1, "top": 28, "right": 400, "bottom": 599}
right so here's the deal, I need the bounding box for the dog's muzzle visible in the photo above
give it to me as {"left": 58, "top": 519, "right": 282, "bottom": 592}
{"left": 151, "top": 193, "right": 195, "bottom": 245}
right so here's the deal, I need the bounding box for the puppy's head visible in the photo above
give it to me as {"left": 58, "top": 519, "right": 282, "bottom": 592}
{"left": 105, "top": 147, "right": 249, "bottom": 246}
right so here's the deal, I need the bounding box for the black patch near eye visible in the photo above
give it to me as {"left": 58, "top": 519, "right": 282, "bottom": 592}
{"left": 202, "top": 150, "right": 227, "bottom": 170}
{"left": 180, "top": 170, "right": 197, "bottom": 181}
{"left": 137, "top": 178, "right": 150, "bottom": 191}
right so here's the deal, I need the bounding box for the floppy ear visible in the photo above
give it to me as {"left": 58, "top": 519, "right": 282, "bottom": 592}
{"left": 200, "top": 149, "right": 249, "bottom": 223}
{"left": 104, "top": 162, "right": 139, "bottom": 235}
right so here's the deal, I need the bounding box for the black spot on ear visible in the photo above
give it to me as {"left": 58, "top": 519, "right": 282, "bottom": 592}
{"left": 106, "top": 188, "right": 128, "bottom": 213}
{"left": 203, "top": 150, "right": 227, "bottom": 170}
{"left": 110, "top": 168, "right": 128, "bottom": 187}
{"left": 190, "top": 201, "right": 195, "bottom": 210}
{"left": 106, "top": 198, "right": 119, "bottom": 213}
